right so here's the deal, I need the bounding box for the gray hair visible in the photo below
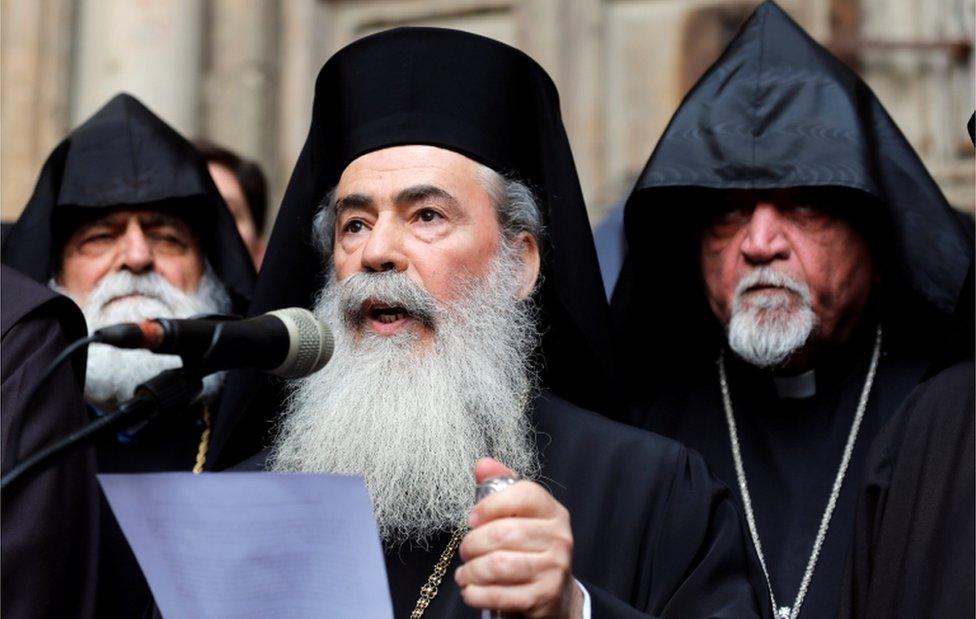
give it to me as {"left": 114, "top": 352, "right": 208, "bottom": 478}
{"left": 311, "top": 163, "right": 544, "bottom": 255}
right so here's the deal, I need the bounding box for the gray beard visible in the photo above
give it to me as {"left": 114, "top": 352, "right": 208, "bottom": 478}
{"left": 727, "top": 266, "right": 818, "bottom": 368}
{"left": 53, "top": 267, "right": 232, "bottom": 407}
{"left": 267, "top": 244, "right": 541, "bottom": 547}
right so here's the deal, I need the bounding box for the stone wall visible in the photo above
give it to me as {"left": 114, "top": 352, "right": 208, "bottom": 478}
{"left": 2, "top": 0, "right": 972, "bottom": 225}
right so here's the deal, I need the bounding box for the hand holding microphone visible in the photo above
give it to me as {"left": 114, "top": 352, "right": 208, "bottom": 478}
{"left": 457, "top": 458, "right": 585, "bottom": 619}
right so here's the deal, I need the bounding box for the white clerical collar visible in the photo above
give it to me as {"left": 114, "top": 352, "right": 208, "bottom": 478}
{"left": 773, "top": 369, "right": 817, "bottom": 399}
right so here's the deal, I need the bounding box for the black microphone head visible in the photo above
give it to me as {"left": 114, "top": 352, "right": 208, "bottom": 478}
{"left": 266, "top": 308, "right": 334, "bottom": 378}
{"left": 93, "top": 323, "right": 147, "bottom": 348}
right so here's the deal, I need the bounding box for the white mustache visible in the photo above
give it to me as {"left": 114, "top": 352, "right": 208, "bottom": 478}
{"left": 733, "top": 267, "right": 812, "bottom": 305}
{"left": 85, "top": 270, "right": 178, "bottom": 316}
{"left": 337, "top": 270, "right": 437, "bottom": 329}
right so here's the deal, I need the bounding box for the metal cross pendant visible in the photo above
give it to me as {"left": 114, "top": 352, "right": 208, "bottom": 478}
{"left": 776, "top": 606, "right": 792, "bottom": 619}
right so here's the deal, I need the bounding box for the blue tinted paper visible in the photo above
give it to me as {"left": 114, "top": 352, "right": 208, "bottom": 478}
{"left": 98, "top": 472, "right": 393, "bottom": 619}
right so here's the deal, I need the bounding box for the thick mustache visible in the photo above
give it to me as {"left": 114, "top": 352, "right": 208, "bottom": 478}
{"left": 734, "top": 268, "right": 810, "bottom": 302}
{"left": 337, "top": 271, "right": 437, "bottom": 327}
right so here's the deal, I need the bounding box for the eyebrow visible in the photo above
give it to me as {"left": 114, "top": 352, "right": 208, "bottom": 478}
{"left": 334, "top": 184, "right": 461, "bottom": 216}
{"left": 335, "top": 193, "right": 373, "bottom": 214}
{"left": 393, "top": 184, "right": 459, "bottom": 210}
{"left": 137, "top": 212, "right": 186, "bottom": 229}
{"left": 80, "top": 211, "right": 185, "bottom": 231}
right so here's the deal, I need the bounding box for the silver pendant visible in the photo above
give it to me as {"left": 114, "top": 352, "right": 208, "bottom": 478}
{"left": 776, "top": 606, "right": 792, "bottom": 619}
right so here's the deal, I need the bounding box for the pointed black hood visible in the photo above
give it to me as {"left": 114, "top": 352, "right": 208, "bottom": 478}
{"left": 2, "top": 93, "right": 255, "bottom": 311}
{"left": 211, "top": 27, "right": 616, "bottom": 467}
{"left": 612, "top": 1, "right": 972, "bottom": 379}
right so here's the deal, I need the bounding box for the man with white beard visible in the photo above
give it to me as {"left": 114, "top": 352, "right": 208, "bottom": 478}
{"left": 610, "top": 4, "right": 974, "bottom": 619}
{"left": 213, "top": 27, "right": 762, "bottom": 618}
{"left": 2, "top": 93, "right": 255, "bottom": 619}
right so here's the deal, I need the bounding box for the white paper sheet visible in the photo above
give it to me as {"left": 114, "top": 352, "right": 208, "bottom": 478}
{"left": 98, "top": 472, "right": 393, "bottom": 619}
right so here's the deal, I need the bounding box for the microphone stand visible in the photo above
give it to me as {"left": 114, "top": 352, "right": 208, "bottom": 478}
{"left": 0, "top": 369, "right": 203, "bottom": 494}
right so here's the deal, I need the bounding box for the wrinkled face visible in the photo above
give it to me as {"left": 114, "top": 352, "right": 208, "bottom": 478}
{"left": 331, "top": 145, "right": 537, "bottom": 339}
{"left": 59, "top": 209, "right": 205, "bottom": 307}
{"left": 700, "top": 189, "right": 875, "bottom": 356}
{"left": 208, "top": 162, "right": 264, "bottom": 267}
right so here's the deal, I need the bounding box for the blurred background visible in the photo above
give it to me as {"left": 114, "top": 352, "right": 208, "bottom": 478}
{"left": 3, "top": 0, "right": 974, "bottom": 233}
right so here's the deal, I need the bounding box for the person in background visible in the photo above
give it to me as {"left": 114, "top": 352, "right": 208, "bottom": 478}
{"left": 196, "top": 140, "right": 269, "bottom": 268}
{"left": 2, "top": 93, "right": 255, "bottom": 618}
{"left": 836, "top": 115, "right": 976, "bottom": 619}
{"left": 2, "top": 265, "right": 99, "bottom": 619}
{"left": 610, "top": 3, "right": 973, "bottom": 618}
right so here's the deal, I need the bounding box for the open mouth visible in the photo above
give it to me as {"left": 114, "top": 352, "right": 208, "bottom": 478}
{"left": 361, "top": 300, "right": 416, "bottom": 332}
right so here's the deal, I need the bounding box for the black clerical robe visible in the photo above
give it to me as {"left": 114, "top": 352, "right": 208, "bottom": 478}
{"left": 1, "top": 266, "right": 99, "bottom": 619}
{"left": 234, "top": 391, "right": 763, "bottom": 618}
{"left": 627, "top": 330, "right": 930, "bottom": 619}
{"left": 839, "top": 361, "right": 975, "bottom": 619}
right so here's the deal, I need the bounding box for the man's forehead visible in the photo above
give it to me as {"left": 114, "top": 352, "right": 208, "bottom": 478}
{"left": 719, "top": 187, "right": 859, "bottom": 208}
{"left": 337, "top": 146, "right": 483, "bottom": 189}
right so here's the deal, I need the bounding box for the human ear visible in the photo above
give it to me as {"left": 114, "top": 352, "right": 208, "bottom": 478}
{"left": 515, "top": 232, "right": 541, "bottom": 299}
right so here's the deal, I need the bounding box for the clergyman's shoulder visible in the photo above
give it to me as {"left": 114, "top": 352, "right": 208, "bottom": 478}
{"left": 534, "top": 390, "right": 691, "bottom": 465}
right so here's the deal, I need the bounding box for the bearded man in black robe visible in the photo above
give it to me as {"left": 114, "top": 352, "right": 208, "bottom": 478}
{"left": 212, "top": 27, "right": 762, "bottom": 618}
{"left": 611, "top": 3, "right": 974, "bottom": 619}
{"left": 2, "top": 93, "right": 255, "bottom": 618}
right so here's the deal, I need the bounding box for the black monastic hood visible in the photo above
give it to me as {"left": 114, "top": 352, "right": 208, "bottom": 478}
{"left": 612, "top": 1, "right": 973, "bottom": 379}
{"left": 2, "top": 93, "right": 255, "bottom": 311}
{"left": 211, "top": 27, "right": 616, "bottom": 467}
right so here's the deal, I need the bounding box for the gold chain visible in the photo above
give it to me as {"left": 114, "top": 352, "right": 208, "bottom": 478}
{"left": 410, "top": 527, "right": 466, "bottom": 618}
{"left": 192, "top": 405, "right": 211, "bottom": 474}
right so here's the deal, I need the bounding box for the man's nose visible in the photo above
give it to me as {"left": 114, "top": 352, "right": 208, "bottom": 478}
{"left": 740, "top": 202, "right": 790, "bottom": 264}
{"left": 360, "top": 217, "right": 408, "bottom": 273}
{"left": 119, "top": 222, "right": 154, "bottom": 273}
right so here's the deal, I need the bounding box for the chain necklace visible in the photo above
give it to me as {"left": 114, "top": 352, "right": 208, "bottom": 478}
{"left": 410, "top": 527, "right": 467, "bottom": 618}
{"left": 718, "top": 325, "right": 882, "bottom": 619}
{"left": 192, "top": 404, "right": 211, "bottom": 474}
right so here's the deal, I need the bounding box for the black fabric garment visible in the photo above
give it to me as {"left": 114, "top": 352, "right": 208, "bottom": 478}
{"left": 839, "top": 361, "right": 975, "bottom": 619}
{"left": 229, "top": 391, "right": 762, "bottom": 618}
{"left": 628, "top": 324, "right": 929, "bottom": 618}
{"left": 1, "top": 265, "right": 99, "bottom": 619}
{"left": 1, "top": 93, "right": 255, "bottom": 309}
{"left": 211, "top": 27, "right": 617, "bottom": 469}
{"left": 1, "top": 93, "right": 256, "bottom": 619}
{"left": 91, "top": 400, "right": 211, "bottom": 619}
{"left": 609, "top": 3, "right": 974, "bottom": 618}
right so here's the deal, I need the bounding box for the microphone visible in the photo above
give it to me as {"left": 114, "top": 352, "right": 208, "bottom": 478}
{"left": 93, "top": 308, "right": 334, "bottom": 378}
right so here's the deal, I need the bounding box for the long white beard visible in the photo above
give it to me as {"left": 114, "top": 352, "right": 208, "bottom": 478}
{"left": 53, "top": 268, "right": 232, "bottom": 406}
{"left": 727, "top": 266, "right": 817, "bottom": 368}
{"left": 268, "top": 244, "right": 541, "bottom": 547}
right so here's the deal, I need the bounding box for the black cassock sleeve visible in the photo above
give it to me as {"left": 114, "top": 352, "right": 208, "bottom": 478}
{"left": 1, "top": 307, "right": 100, "bottom": 619}
{"left": 838, "top": 361, "right": 975, "bottom": 619}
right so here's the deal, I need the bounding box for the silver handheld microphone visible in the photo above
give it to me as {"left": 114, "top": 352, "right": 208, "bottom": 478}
{"left": 474, "top": 475, "right": 521, "bottom": 619}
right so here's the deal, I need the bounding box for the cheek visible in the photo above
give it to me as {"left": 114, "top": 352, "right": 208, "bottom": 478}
{"left": 700, "top": 239, "right": 738, "bottom": 319}
{"left": 410, "top": 238, "right": 497, "bottom": 301}
{"left": 332, "top": 248, "right": 355, "bottom": 280}
{"left": 60, "top": 256, "right": 107, "bottom": 302}
{"left": 798, "top": 232, "right": 873, "bottom": 314}
{"left": 158, "top": 256, "right": 204, "bottom": 294}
